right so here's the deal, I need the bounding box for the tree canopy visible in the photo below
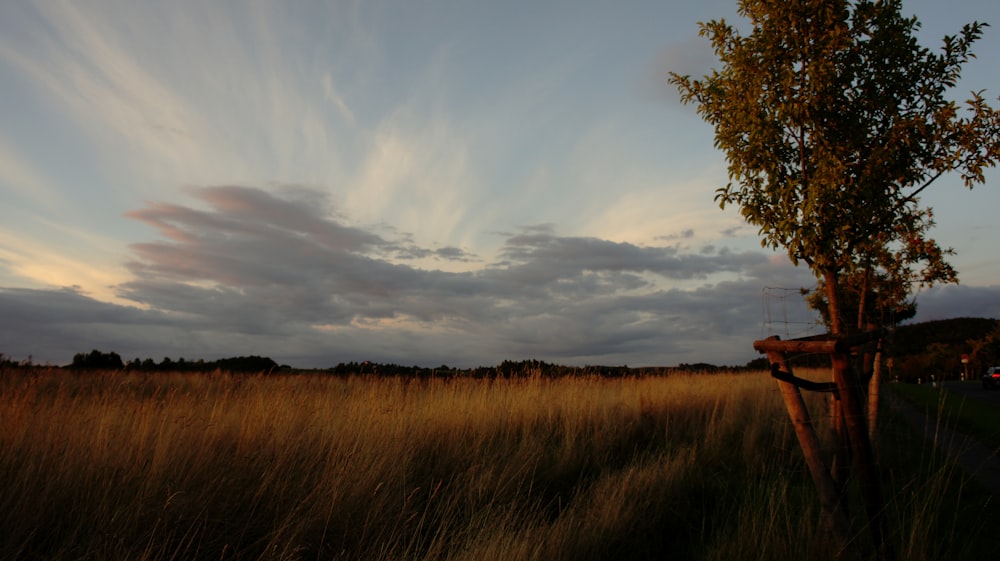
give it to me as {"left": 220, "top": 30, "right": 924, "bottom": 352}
{"left": 671, "top": 0, "right": 1000, "bottom": 334}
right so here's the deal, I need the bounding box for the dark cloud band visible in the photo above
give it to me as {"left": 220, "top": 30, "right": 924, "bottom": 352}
{"left": 12, "top": 185, "right": 989, "bottom": 368}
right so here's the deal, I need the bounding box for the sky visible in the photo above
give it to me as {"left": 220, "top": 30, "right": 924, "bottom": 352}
{"left": 2, "top": 0, "right": 1000, "bottom": 369}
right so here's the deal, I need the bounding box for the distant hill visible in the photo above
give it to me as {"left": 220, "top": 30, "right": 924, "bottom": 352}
{"left": 887, "top": 317, "right": 998, "bottom": 357}
{"left": 886, "top": 317, "right": 999, "bottom": 381}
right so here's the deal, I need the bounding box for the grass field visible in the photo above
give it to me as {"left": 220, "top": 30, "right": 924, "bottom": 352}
{"left": 0, "top": 367, "right": 989, "bottom": 560}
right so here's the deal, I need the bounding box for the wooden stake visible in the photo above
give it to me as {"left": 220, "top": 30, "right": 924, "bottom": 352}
{"left": 754, "top": 333, "right": 891, "bottom": 560}
{"left": 762, "top": 341, "right": 852, "bottom": 555}
{"left": 868, "top": 340, "right": 883, "bottom": 444}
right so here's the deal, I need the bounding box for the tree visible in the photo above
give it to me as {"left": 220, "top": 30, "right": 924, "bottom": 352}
{"left": 671, "top": 0, "right": 1000, "bottom": 337}
{"left": 70, "top": 349, "right": 124, "bottom": 370}
{"left": 970, "top": 321, "right": 1000, "bottom": 370}
{"left": 670, "top": 1, "right": 1000, "bottom": 556}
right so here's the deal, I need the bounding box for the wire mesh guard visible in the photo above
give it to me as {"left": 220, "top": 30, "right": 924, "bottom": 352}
{"left": 760, "top": 286, "right": 824, "bottom": 341}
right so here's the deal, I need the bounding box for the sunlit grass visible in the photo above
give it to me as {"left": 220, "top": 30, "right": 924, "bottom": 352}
{"left": 0, "top": 368, "right": 984, "bottom": 560}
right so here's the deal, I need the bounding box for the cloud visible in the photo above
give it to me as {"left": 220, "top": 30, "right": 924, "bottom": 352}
{"left": 496, "top": 226, "right": 762, "bottom": 280}
{"left": 909, "top": 285, "right": 1000, "bottom": 323}
{"left": 0, "top": 286, "right": 179, "bottom": 363}
{"left": 14, "top": 186, "right": 1000, "bottom": 370}
{"left": 7, "top": 1, "right": 212, "bottom": 179}
{"left": 0, "top": 0, "right": 366, "bottom": 201}
{"left": 345, "top": 115, "right": 480, "bottom": 258}
{"left": 0, "top": 185, "right": 833, "bottom": 367}
{"left": 0, "top": 135, "right": 65, "bottom": 209}
{"left": 0, "top": 221, "right": 129, "bottom": 303}
{"left": 657, "top": 229, "right": 696, "bottom": 242}
{"left": 322, "top": 73, "right": 356, "bottom": 125}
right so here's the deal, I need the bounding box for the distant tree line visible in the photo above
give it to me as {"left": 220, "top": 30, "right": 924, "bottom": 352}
{"left": 53, "top": 353, "right": 752, "bottom": 377}
{"left": 25, "top": 316, "right": 1000, "bottom": 380}
{"left": 0, "top": 353, "right": 34, "bottom": 369}
{"left": 0, "top": 350, "right": 764, "bottom": 377}
{"left": 325, "top": 359, "right": 751, "bottom": 379}
{"left": 68, "top": 350, "right": 282, "bottom": 373}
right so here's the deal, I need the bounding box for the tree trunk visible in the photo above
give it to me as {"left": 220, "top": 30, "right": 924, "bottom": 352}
{"left": 825, "top": 270, "right": 843, "bottom": 337}
{"left": 825, "top": 270, "right": 852, "bottom": 501}
{"left": 830, "top": 395, "right": 851, "bottom": 501}
{"left": 825, "top": 270, "right": 893, "bottom": 560}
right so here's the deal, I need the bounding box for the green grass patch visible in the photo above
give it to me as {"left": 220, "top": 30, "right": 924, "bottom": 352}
{"left": 886, "top": 383, "right": 1000, "bottom": 450}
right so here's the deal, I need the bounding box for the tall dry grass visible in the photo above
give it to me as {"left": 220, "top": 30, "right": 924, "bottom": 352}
{"left": 0, "top": 368, "right": 981, "bottom": 560}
